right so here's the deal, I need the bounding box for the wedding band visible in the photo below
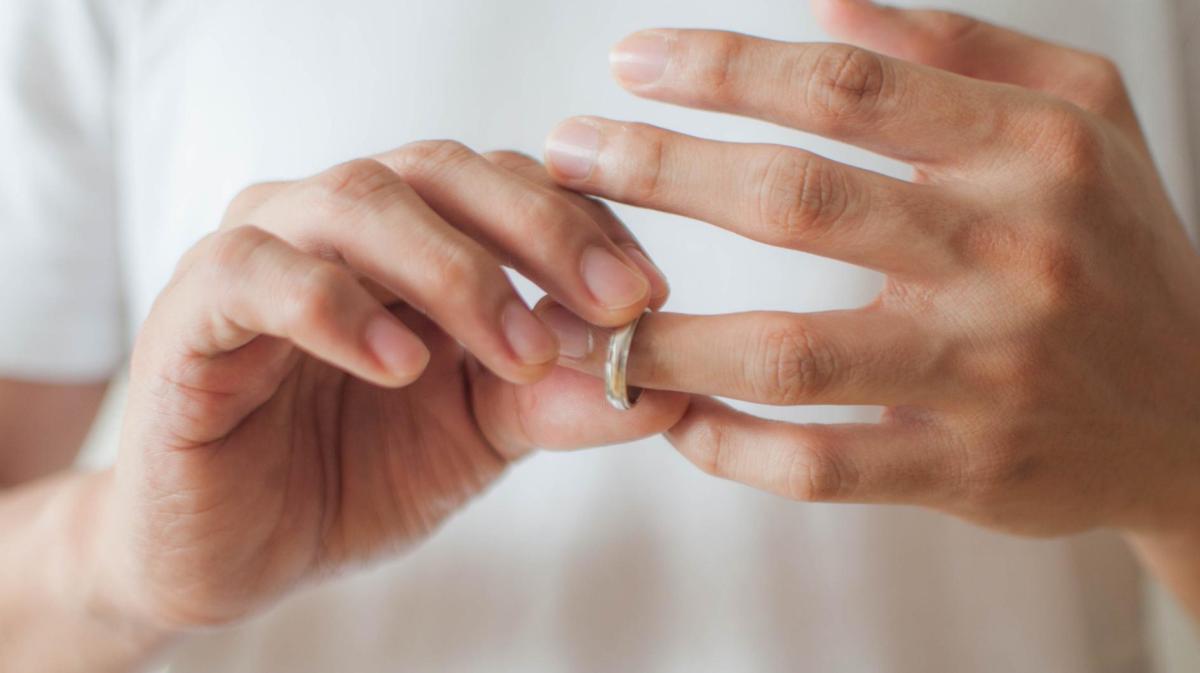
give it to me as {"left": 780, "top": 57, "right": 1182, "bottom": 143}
{"left": 604, "top": 310, "right": 648, "bottom": 411}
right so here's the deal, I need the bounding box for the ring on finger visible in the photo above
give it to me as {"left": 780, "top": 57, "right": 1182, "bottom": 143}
{"left": 605, "top": 309, "right": 648, "bottom": 410}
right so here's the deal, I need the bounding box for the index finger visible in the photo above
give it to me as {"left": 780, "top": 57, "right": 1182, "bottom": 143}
{"left": 608, "top": 29, "right": 1037, "bottom": 167}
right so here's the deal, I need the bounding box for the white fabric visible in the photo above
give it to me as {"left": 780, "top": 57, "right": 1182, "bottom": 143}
{"left": 0, "top": 0, "right": 124, "bottom": 381}
{"left": 3, "top": 0, "right": 1198, "bottom": 671}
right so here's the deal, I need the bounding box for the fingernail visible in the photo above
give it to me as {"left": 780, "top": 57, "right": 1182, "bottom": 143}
{"left": 581, "top": 246, "right": 650, "bottom": 310}
{"left": 621, "top": 245, "right": 670, "bottom": 301}
{"left": 538, "top": 304, "right": 593, "bottom": 360}
{"left": 501, "top": 301, "right": 559, "bottom": 365}
{"left": 365, "top": 315, "right": 428, "bottom": 377}
{"left": 610, "top": 32, "right": 670, "bottom": 86}
{"left": 545, "top": 119, "right": 600, "bottom": 180}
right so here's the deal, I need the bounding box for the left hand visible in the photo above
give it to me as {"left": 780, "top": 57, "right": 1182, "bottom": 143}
{"left": 537, "top": 1, "right": 1200, "bottom": 539}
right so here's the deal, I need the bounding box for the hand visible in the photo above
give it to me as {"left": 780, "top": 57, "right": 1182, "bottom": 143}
{"left": 97, "top": 142, "right": 684, "bottom": 632}
{"left": 539, "top": 2, "right": 1200, "bottom": 541}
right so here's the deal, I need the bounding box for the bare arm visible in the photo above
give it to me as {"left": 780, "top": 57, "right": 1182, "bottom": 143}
{"left": 0, "top": 379, "right": 107, "bottom": 486}
{"left": 0, "top": 379, "right": 174, "bottom": 671}
{"left": 0, "top": 469, "right": 173, "bottom": 672}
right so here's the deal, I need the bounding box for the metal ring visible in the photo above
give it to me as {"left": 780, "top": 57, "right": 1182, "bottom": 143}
{"left": 604, "top": 310, "right": 648, "bottom": 411}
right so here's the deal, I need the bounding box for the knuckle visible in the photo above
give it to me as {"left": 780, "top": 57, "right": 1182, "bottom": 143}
{"left": 805, "top": 45, "right": 887, "bottom": 130}
{"left": 1028, "top": 104, "right": 1107, "bottom": 183}
{"left": 613, "top": 122, "right": 669, "bottom": 203}
{"left": 784, "top": 435, "right": 847, "bottom": 502}
{"left": 312, "top": 158, "right": 404, "bottom": 212}
{"left": 754, "top": 148, "right": 848, "bottom": 244}
{"left": 391, "top": 139, "right": 475, "bottom": 179}
{"left": 482, "top": 149, "right": 538, "bottom": 171}
{"left": 222, "top": 182, "right": 281, "bottom": 225}
{"left": 913, "top": 11, "right": 982, "bottom": 53}
{"left": 902, "top": 11, "right": 986, "bottom": 70}
{"left": 962, "top": 441, "right": 1040, "bottom": 506}
{"left": 508, "top": 190, "right": 574, "bottom": 258}
{"left": 1077, "top": 53, "right": 1124, "bottom": 97}
{"left": 283, "top": 262, "right": 350, "bottom": 332}
{"left": 1023, "top": 235, "right": 1090, "bottom": 311}
{"left": 427, "top": 243, "right": 492, "bottom": 298}
{"left": 752, "top": 317, "right": 837, "bottom": 405}
{"left": 684, "top": 414, "right": 732, "bottom": 479}
{"left": 203, "top": 225, "right": 276, "bottom": 278}
{"left": 693, "top": 31, "right": 745, "bottom": 106}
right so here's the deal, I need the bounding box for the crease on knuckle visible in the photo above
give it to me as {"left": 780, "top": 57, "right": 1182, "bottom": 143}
{"left": 426, "top": 244, "right": 492, "bottom": 310}
{"left": 785, "top": 433, "right": 847, "bottom": 502}
{"left": 806, "top": 45, "right": 886, "bottom": 131}
{"left": 685, "top": 413, "right": 731, "bottom": 479}
{"left": 193, "top": 226, "right": 278, "bottom": 346}
{"left": 205, "top": 225, "right": 275, "bottom": 279}
{"left": 391, "top": 139, "right": 475, "bottom": 180}
{"left": 284, "top": 262, "right": 348, "bottom": 334}
{"left": 755, "top": 148, "right": 847, "bottom": 245}
{"left": 911, "top": 11, "right": 983, "bottom": 63}
{"left": 695, "top": 32, "right": 744, "bottom": 107}
{"left": 753, "top": 318, "right": 836, "bottom": 405}
{"left": 617, "top": 123, "right": 669, "bottom": 203}
{"left": 313, "top": 158, "right": 404, "bottom": 214}
{"left": 962, "top": 441, "right": 1039, "bottom": 509}
{"left": 510, "top": 189, "right": 575, "bottom": 260}
{"left": 482, "top": 149, "right": 538, "bottom": 172}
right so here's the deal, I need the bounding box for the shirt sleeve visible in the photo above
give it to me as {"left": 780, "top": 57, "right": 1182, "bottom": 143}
{"left": 0, "top": 0, "right": 126, "bottom": 382}
{"left": 1176, "top": 0, "right": 1200, "bottom": 242}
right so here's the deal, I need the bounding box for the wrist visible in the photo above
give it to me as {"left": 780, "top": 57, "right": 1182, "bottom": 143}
{"left": 63, "top": 470, "right": 181, "bottom": 659}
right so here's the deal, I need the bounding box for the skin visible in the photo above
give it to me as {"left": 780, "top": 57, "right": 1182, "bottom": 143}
{"left": 0, "top": 143, "right": 685, "bottom": 671}
{"left": 1, "top": 1, "right": 1197, "bottom": 670}
{"left": 540, "top": 0, "right": 1200, "bottom": 616}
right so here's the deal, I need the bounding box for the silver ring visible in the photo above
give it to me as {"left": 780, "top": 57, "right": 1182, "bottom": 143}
{"left": 605, "top": 310, "right": 648, "bottom": 411}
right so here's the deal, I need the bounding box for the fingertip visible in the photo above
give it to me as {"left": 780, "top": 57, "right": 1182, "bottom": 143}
{"left": 620, "top": 245, "right": 670, "bottom": 307}
{"left": 535, "top": 301, "right": 597, "bottom": 362}
{"left": 579, "top": 245, "right": 652, "bottom": 318}
{"left": 364, "top": 314, "right": 431, "bottom": 387}
{"left": 501, "top": 300, "right": 560, "bottom": 367}
{"left": 609, "top": 30, "right": 671, "bottom": 88}
{"left": 810, "top": 0, "right": 879, "bottom": 38}
{"left": 544, "top": 117, "right": 602, "bottom": 182}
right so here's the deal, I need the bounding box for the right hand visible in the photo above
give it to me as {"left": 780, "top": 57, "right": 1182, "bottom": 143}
{"left": 94, "top": 141, "right": 684, "bottom": 633}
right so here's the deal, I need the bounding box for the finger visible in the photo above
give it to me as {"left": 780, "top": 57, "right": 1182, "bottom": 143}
{"left": 256, "top": 159, "right": 561, "bottom": 384}
{"left": 469, "top": 363, "right": 690, "bottom": 460}
{"left": 534, "top": 302, "right": 954, "bottom": 407}
{"left": 375, "top": 141, "right": 653, "bottom": 326}
{"left": 666, "top": 396, "right": 949, "bottom": 504}
{"left": 810, "top": 0, "right": 1136, "bottom": 124}
{"left": 161, "top": 226, "right": 430, "bottom": 389}
{"left": 220, "top": 181, "right": 289, "bottom": 227}
{"left": 604, "top": 28, "right": 1041, "bottom": 167}
{"left": 482, "top": 150, "right": 670, "bottom": 307}
{"left": 545, "top": 118, "right": 963, "bottom": 277}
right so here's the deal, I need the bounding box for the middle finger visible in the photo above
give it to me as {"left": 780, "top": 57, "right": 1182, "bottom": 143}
{"left": 546, "top": 118, "right": 965, "bottom": 277}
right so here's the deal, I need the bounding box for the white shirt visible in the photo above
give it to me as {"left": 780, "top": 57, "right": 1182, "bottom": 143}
{"left": 2, "top": 1, "right": 1198, "bottom": 671}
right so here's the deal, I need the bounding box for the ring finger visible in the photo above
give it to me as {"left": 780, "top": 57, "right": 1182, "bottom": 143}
{"left": 534, "top": 300, "right": 955, "bottom": 407}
